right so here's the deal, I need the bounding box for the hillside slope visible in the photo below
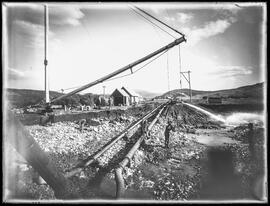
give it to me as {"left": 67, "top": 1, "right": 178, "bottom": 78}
{"left": 135, "top": 89, "right": 162, "bottom": 99}
{"left": 5, "top": 88, "right": 99, "bottom": 108}
{"left": 159, "top": 82, "right": 264, "bottom": 100}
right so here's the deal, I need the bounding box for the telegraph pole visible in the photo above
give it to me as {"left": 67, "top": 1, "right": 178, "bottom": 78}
{"left": 103, "top": 86, "right": 106, "bottom": 98}
{"left": 180, "top": 70, "right": 192, "bottom": 103}
{"left": 188, "top": 71, "right": 192, "bottom": 102}
{"left": 44, "top": 5, "right": 49, "bottom": 103}
{"left": 178, "top": 45, "right": 182, "bottom": 101}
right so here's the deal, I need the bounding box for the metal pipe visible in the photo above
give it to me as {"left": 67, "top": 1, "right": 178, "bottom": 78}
{"left": 115, "top": 104, "right": 167, "bottom": 199}
{"left": 115, "top": 166, "right": 125, "bottom": 198}
{"left": 50, "top": 37, "right": 186, "bottom": 104}
{"left": 5, "top": 110, "right": 77, "bottom": 199}
{"left": 65, "top": 102, "right": 168, "bottom": 178}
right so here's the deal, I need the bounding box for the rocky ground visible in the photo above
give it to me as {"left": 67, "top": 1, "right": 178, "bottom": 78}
{"left": 3, "top": 102, "right": 266, "bottom": 202}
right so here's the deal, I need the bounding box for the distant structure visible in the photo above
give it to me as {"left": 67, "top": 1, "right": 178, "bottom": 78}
{"left": 111, "top": 87, "right": 143, "bottom": 106}
{"left": 99, "top": 95, "right": 111, "bottom": 106}
{"left": 111, "top": 88, "right": 130, "bottom": 106}
{"left": 207, "top": 97, "right": 222, "bottom": 104}
{"left": 121, "top": 86, "right": 143, "bottom": 105}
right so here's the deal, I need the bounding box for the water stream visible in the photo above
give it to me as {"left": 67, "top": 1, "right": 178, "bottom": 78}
{"left": 183, "top": 102, "right": 226, "bottom": 123}
{"left": 183, "top": 102, "right": 264, "bottom": 126}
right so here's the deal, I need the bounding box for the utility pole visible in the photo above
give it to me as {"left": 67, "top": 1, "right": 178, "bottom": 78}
{"left": 180, "top": 70, "right": 192, "bottom": 103}
{"left": 44, "top": 5, "right": 49, "bottom": 103}
{"left": 103, "top": 86, "right": 106, "bottom": 98}
{"left": 178, "top": 45, "right": 182, "bottom": 101}
{"left": 188, "top": 71, "right": 192, "bottom": 102}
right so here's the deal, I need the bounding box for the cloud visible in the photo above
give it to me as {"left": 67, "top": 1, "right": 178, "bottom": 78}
{"left": 179, "top": 7, "right": 242, "bottom": 46}
{"left": 13, "top": 20, "right": 56, "bottom": 48}
{"left": 150, "top": 7, "right": 163, "bottom": 15}
{"left": 7, "top": 68, "right": 25, "bottom": 80}
{"left": 49, "top": 6, "right": 85, "bottom": 26}
{"left": 177, "top": 12, "right": 194, "bottom": 23}
{"left": 13, "top": 19, "right": 64, "bottom": 50}
{"left": 182, "top": 19, "right": 233, "bottom": 46}
{"left": 164, "top": 12, "right": 193, "bottom": 24}
{"left": 9, "top": 5, "right": 85, "bottom": 27}
{"left": 208, "top": 66, "right": 253, "bottom": 78}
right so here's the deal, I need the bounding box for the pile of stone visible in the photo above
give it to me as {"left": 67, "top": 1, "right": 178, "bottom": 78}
{"left": 25, "top": 118, "right": 132, "bottom": 171}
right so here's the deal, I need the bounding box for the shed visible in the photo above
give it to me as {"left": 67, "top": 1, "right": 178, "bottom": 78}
{"left": 121, "top": 86, "right": 142, "bottom": 104}
{"left": 111, "top": 88, "right": 130, "bottom": 106}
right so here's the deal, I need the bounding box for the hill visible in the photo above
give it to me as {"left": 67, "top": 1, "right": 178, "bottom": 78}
{"left": 135, "top": 89, "right": 162, "bottom": 99}
{"left": 5, "top": 88, "right": 100, "bottom": 108}
{"left": 157, "top": 82, "right": 264, "bottom": 104}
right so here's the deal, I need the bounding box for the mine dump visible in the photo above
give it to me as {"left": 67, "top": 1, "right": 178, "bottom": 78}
{"left": 3, "top": 2, "right": 267, "bottom": 203}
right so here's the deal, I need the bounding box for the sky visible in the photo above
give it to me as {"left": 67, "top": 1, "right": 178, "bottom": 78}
{"left": 3, "top": 2, "right": 266, "bottom": 95}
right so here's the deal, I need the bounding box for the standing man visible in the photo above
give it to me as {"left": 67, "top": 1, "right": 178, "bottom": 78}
{"left": 164, "top": 120, "right": 175, "bottom": 148}
{"left": 108, "top": 98, "right": 111, "bottom": 110}
{"left": 141, "top": 119, "right": 148, "bottom": 136}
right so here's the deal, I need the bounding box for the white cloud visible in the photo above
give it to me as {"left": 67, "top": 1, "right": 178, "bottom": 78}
{"left": 49, "top": 6, "right": 85, "bottom": 26}
{"left": 182, "top": 19, "right": 233, "bottom": 46}
{"left": 176, "top": 13, "right": 194, "bottom": 23}
{"left": 14, "top": 20, "right": 62, "bottom": 49}
{"left": 150, "top": 7, "right": 163, "bottom": 15}
{"left": 164, "top": 12, "right": 193, "bottom": 24}
{"left": 7, "top": 68, "right": 25, "bottom": 80}
{"left": 10, "top": 5, "right": 85, "bottom": 27}
{"left": 208, "top": 66, "right": 253, "bottom": 77}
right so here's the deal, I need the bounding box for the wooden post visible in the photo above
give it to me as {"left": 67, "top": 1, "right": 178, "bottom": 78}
{"left": 44, "top": 5, "right": 49, "bottom": 103}
{"left": 180, "top": 71, "right": 192, "bottom": 102}
{"left": 188, "top": 71, "right": 192, "bottom": 103}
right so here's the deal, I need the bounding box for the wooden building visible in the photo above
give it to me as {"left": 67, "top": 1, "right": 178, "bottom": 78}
{"left": 121, "top": 87, "right": 143, "bottom": 105}
{"left": 110, "top": 88, "right": 130, "bottom": 106}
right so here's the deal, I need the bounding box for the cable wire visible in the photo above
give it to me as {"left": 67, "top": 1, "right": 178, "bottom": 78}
{"left": 167, "top": 51, "right": 170, "bottom": 95}
{"left": 133, "top": 5, "right": 185, "bottom": 37}
{"left": 104, "top": 49, "right": 169, "bottom": 83}
{"left": 178, "top": 45, "right": 182, "bottom": 100}
{"left": 56, "top": 85, "right": 83, "bottom": 93}
{"left": 129, "top": 6, "right": 177, "bottom": 39}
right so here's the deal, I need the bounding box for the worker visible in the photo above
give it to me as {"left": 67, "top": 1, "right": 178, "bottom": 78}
{"left": 108, "top": 98, "right": 111, "bottom": 110}
{"left": 79, "top": 119, "right": 86, "bottom": 132}
{"left": 141, "top": 119, "right": 148, "bottom": 136}
{"left": 164, "top": 120, "right": 175, "bottom": 148}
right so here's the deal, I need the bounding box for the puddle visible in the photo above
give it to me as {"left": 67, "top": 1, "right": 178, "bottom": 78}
{"left": 194, "top": 135, "right": 239, "bottom": 146}
{"left": 186, "top": 129, "right": 240, "bottom": 147}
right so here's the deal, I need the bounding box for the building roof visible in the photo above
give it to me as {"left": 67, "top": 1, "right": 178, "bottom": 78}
{"left": 121, "top": 86, "right": 142, "bottom": 97}
{"left": 112, "top": 88, "right": 130, "bottom": 97}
